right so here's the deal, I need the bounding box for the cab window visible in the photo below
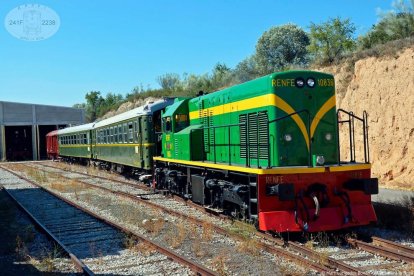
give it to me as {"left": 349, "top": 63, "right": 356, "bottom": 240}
{"left": 175, "top": 114, "right": 188, "bottom": 132}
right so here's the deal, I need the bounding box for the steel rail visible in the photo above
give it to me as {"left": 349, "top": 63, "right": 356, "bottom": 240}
{"left": 30, "top": 163, "right": 336, "bottom": 273}
{"left": 348, "top": 238, "right": 414, "bottom": 264}
{"left": 0, "top": 165, "right": 216, "bottom": 276}
{"left": 0, "top": 186, "right": 94, "bottom": 276}
{"left": 36, "top": 162, "right": 413, "bottom": 273}
{"left": 371, "top": 236, "right": 414, "bottom": 257}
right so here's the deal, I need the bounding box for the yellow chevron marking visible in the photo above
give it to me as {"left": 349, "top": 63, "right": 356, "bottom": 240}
{"left": 189, "top": 94, "right": 310, "bottom": 150}
{"left": 187, "top": 93, "right": 337, "bottom": 152}
{"left": 274, "top": 95, "right": 310, "bottom": 151}
{"left": 310, "top": 95, "right": 336, "bottom": 138}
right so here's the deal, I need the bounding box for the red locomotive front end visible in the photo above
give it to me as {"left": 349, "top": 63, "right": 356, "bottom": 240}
{"left": 257, "top": 164, "right": 378, "bottom": 232}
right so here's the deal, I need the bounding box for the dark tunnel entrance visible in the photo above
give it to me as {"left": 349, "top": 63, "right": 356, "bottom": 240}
{"left": 38, "top": 125, "right": 59, "bottom": 160}
{"left": 5, "top": 125, "right": 33, "bottom": 161}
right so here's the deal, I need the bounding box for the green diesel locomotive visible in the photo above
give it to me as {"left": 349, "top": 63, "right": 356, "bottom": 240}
{"left": 154, "top": 71, "right": 377, "bottom": 232}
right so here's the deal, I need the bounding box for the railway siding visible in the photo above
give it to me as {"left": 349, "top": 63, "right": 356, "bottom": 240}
{"left": 5, "top": 161, "right": 414, "bottom": 275}
{"left": 0, "top": 167, "right": 196, "bottom": 275}
{"left": 2, "top": 162, "right": 318, "bottom": 275}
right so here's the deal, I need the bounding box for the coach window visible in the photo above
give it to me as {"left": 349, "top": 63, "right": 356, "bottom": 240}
{"left": 118, "top": 125, "right": 122, "bottom": 142}
{"left": 123, "top": 123, "right": 127, "bottom": 143}
{"left": 128, "top": 122, "right": 133, "bottom": 143}
{"left": 114, "top": 127, "right": 118, "bottom": 143}
{"left": 133, "top": 121, "right": 138, "bottom": 143}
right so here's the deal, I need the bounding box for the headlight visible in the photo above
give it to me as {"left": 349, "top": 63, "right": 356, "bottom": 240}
{"left": 325, "top": 133, "right": 333, "bottom": 141}
{"left": 284, "top": 134, "right": 292, "bottom": 142}
{"left": 307, "top": 78, "right": 315, "bottom": 88}
{"left": 316, "top": 155, "right": 325, "bottom": 165}
{"left": 295, "top": 78, "right": 304, "bottom": 88}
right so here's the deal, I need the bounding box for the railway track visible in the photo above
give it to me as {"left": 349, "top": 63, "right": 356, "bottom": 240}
{"left": 0, "top": 165, "right": 215, "bottom": 276}
{"left": 15, "top": 161, "right": 414, "bottom": 274}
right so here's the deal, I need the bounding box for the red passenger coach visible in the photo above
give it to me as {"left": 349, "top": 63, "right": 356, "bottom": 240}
{"left": 46, "top": 130, "right": 59, "bottom": 160}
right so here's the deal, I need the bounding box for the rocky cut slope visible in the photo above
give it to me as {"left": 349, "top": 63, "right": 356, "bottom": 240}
{"left": 319, "top": 45, "right": 414, "bottom": 190}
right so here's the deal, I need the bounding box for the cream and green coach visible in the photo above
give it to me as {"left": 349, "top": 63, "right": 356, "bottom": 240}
{"left": 91, "top": 98, "right": 175, "bottom": 171}
{"left": 58, "top": 123, "right": 94, "bottom": 160}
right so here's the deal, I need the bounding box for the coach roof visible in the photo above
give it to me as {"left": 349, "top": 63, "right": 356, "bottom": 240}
{"left": 57, "top": 123, "right": 95, "bottom": 135}
{"left": 93, "top": 98, "right": 175, "bottom": 128}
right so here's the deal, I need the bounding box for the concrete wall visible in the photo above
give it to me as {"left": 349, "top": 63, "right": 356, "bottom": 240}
{"left": 0, "top": 101, "right": 85, "bottom": 161}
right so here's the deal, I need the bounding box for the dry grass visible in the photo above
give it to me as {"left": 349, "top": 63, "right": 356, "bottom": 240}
{"left": 166, "top": 223, "right": 187, "bottom": 249}
{"left": 123, "top": 234, "right": 156, "bottom": 256}
{"left": 237, "top": 238, "right": 262, "bottom": 257}
{"left": 201, "top": 221, "right": 213, "bottom": 242}
{"left": 142, "top": 218, "right": 165, "bottom": 237}
{"left": 225, "top": 220, "right": 256, "bottom": 239}
{"left": 210, "top": 252, "right": 229, "bottom": 276}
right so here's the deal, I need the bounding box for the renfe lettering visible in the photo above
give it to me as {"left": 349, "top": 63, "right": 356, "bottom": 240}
{"left": 272, "top": 79, "right": 295, "bottom": 87}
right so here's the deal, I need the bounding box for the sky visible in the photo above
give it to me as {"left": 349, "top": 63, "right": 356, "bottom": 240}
{"left": 0, "top": 0, "right": 396, "bottom": 107}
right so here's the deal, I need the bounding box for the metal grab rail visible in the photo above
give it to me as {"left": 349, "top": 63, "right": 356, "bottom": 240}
{"left": 337, "top": 109, "right": 370, "bottom": 164}
{"left": 194, "top": 122, "right": 247, "bottom": 166}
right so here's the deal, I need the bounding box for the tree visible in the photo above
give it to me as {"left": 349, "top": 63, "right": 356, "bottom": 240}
{"left": 255, "top": 24, "right": 310, "bottom": 74}
{"left": 157, "top": 73, "right": 181, "bottom": 91}
{"left": 359, "top": 0, "right": 414, "bottom": 49}
{"left": 72, "top": 103, "right": 86, "bottom": 109}
{"left": 85, "top": 91, "right": 104, "bottom": 122}
{"left": 233, "top": 55, "right": 259, "bottom": 83}
{"left": 211, "top": 63, "right": 232, "bottom": 89}
{"left": 308, "top": 17, "right": 356, "bottom": 64}
{"left": 98, "top": 93, "right": 124, "bottom": 117}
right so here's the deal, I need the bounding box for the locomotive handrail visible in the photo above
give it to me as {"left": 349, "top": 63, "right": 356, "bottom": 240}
{"left": 337, "top": 109, "right": 369, "bottom": 164}
{"left": 191, "top": 110, "right": 313, "bottom": 168}
{"left": 268, "top": 109, "right": 312, "bottom": 168}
